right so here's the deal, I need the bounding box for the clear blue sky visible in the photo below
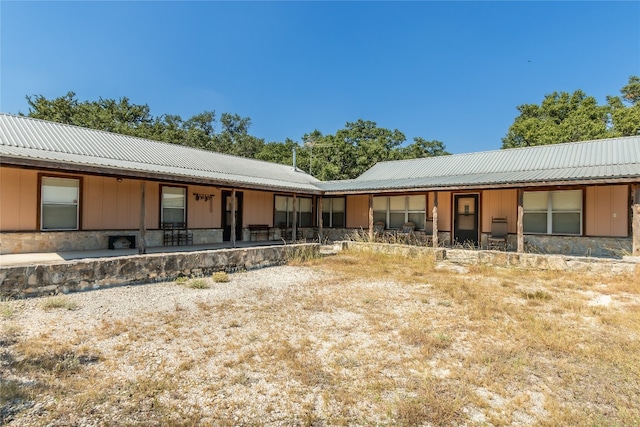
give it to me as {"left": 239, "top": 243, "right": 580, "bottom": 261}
{"left": 1, "top": 1, "right": 638, "bottom": 154}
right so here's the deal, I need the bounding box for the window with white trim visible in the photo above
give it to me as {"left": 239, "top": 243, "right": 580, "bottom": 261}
{"left": 322, "top": 197, "right": 345, "bottom": 228}
{"left": 162, "top": 186, "right": 186, "bottom": 223}
{"left": 41, "top": 176, "right": 80, "bottom": 230}
{"left": 274, "top": 195, "right": 313, "bottom": 228}
{"left": 373, "top": 195, "right": 426, "bottom": 229}
{"left": 523, "top": 190, "right": 582, "bottom": 235}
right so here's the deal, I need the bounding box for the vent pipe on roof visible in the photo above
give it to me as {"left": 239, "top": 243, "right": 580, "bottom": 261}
{"left": 293, "top": 146, "right": 297, "bottom": 171}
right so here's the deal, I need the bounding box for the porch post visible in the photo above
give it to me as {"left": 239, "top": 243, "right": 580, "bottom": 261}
{"left": 633, "top": 184, "right": 640, "bottom": 256}
{"left": 138, "top": 180, "right": 147, "bottom": 255}
{"left": 317, "top": 196, "right": 324, "bottom": 243}
{"left": 292, "top": 194, "right": 297, "bottom": 242}
{"left": 432, "top": 192, "right": 439, "bottom": 248}
{"left": 368, "top": 194, "right": 374, "bottom": 241}
{"left": 517, "top": 188, "right": 524, "bottom": 253}
{"left": 231, "top": 189, "right": 236, "bottom": 248}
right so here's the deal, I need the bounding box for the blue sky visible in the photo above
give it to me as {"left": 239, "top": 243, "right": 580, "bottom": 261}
{"left": 1, "top": 1, "right": 639, "bottom": 154}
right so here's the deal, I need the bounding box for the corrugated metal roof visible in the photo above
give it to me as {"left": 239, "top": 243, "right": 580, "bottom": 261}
{"left": 0, "top": 113, "right": 320, "bottom": 192}
{"left": 318, "top": 136, "right": 640, "bottom": 192}
{"left": 2, "top": 113, "right": 638, "bottom": 195}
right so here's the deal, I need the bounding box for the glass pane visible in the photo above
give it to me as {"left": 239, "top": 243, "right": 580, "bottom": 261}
{"left": 524, "top": 191, "right": 548, "bottom": 211}
{"left": 408, "top": 212, "right": 424, "bottom": 230}
{"left": 322, "top": 200, "right": 331, "bottom": 213}
{"left": 275, "top": 211, "right": 288, "bottom": 228}
{"left": 389, "top": 196, "right": 405, "bottom": 210}
{"left": 332, "top": 197, "right": 345, "bottom": 212}
{"left": 407, "top": 195, "right": 425, "bottom": 210}
{"left": 552, "top": 190, "right": 581, "bottom": 211}
{"left": 332, "top": 212, "right": 345, "bottom": 228}
{"left": 275, "top": 196, "right": 288, "bottom": 211}
{"left": 298, "top": 198, "right": 312, "bottom": 212}
{"left": 552, "top": 213, "right": 581, "bottom": 234}
{"left": 42, "top": 204, "right": 78, "bottom": 230}
{"left": 322, "top": 212, "right": 331, "bottom": 226}
{"left": 457, "top": 215, "right": 475, "bottom": 231}
{"left": 163, "top": 187, "right": 185, "bottom": 208}
{"left": 42, "top": 177, "right": 78, "bottom": 203}
{"left": 373, "top": 197, "right": 387, "bottom": 211}
{"left": 373, "top": 212, "right": 386, "bottom": 225}
{"left": 299, "top": 212, "right": 312, "bottom": 227}
{"left": 457, "top": 197, "right": 475, "bottom": 214}
{"left": 163, "top": 208, "right": 184, "bottom": 223}
{"left": 389, "top": 212, "right": 405, "bottom": 228}
{"left": 523, "top": 213, "right": 547, "bottom": 233}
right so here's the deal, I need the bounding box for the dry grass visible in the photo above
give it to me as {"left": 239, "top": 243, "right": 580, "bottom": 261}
{"left": 2, "top": 249, "right": 639, "bottom": 426}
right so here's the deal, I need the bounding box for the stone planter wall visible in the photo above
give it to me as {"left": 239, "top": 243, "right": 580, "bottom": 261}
{"left": 341, "top": 242, "right": 639, "bottom": 276}
{"left": 0, "top": 243, "right": 319, "bottom": 298}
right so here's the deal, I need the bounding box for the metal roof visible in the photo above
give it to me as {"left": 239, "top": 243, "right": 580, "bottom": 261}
{"left": 1, "top": 113, "right": 638, "bottom": 195}
{"left": 0, "top": 113, "right": 320, "bottom": 192}
{"left": 318, "top": 136, "right": 640, "bottom": 193}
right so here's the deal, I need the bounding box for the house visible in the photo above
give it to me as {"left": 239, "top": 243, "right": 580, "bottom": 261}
{"left": 1, "top": 113, "right": 639, "bottom": 258}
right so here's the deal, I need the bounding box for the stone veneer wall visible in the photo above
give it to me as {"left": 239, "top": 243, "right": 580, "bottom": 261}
{"left": 0, "top": 229, "right": 225, "bottom": 255}
{"left": 341, "top": 242, "right": 639, "bottom": 276}
{"left": 0, "top": 243, "right": 319, "bottom": 297}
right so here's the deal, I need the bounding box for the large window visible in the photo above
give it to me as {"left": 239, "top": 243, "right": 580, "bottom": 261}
{"left": 523, "top": 190, "right": 582, "bottom": 235}
{"left": 373, "top": 195, "right": 426, "bottom": 229}
{"left": 41, "top": 176, "right": 80, "bottom": 230}
{"left": 162, "top": 186, "right": 186, "bottom": 223}
{"left": 275, "top": 195, "right": 313, "bottom": 228}
{"left": 322, "top": 197, "right": 345, "bottom": 228}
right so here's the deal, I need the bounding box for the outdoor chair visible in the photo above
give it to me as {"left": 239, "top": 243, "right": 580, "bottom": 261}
{"left": 487, "top": 217, "right": 508, "bottom": 250}
{"left": 396, "top": 221, "right": 416, "bottom": 243}
{"left": 373, "top": 221, "right": 386, "bottom": 240}
{"left": 176, "top": 222, "right": 194, "bottom": 246}
{"left": 162, "top": 222, "right": 178, "bottom": 246}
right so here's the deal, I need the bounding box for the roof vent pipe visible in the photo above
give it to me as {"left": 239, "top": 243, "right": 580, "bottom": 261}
{"left": 292, "top": 146, "right": 297, "bottom": 171}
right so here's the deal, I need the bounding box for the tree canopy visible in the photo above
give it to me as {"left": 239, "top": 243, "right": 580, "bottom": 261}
{"left": 502, "top": 75, "right": 640, "bottom": 148}
{"left": 23, "top": 92, "right": 450, "bottom": 180}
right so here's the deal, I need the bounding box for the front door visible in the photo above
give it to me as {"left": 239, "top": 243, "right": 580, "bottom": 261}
{"left": 454, "top": 194, "right": 479, "bottom": 247}
{"left": 222, "top": 191, "right": 243, "bottom": 241}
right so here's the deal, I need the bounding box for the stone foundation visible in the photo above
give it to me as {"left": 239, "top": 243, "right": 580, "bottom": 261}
{"left": 342, "top": 242, "right": 639, "bottom": 276}
{"left": 0, "top": 243, "right": 319, "bottom": 297}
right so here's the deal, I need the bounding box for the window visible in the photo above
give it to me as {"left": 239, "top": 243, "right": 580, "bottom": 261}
{"left": 41, "top": 176, "right": 80, "bottom": 230}
{"left": 322, "top": 197, "right": 345, "bottom": 228}
{"left": 373, "top": 195, "right": 426, "bottom": 229}
{"left": 162, "top": 186, "right": 186, "bottom": 223}
{"left": 275, "top": 195, "right": 313, "bottom": 228}
{"left": 523, "top": 190, "right": 582, "bottom": 235}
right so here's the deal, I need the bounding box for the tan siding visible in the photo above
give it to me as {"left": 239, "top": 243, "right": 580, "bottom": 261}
{"left": 346, "top": 195, "right": 370, "bottom": 228}
{"left": 187, "top": 186, "right": 222, "bottom": 228}
{"left": 144, "top": 181, "right": 160, "bottom": 229}
{"left": 239, "top": 190, "right": 273, "bottom": 227}
{"left": 585, "top": 185, "right": 629, "bottom": 237}
{"left": 481, "top": 189, "right": 518, "bottom": 233}
{"left": 0, "top": 167, "right": 38, "bottom": 231}
{"left": 436, "top": 192, "right": 452, "bottom": 231}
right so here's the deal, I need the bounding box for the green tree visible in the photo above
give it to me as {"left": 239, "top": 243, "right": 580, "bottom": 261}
{"left": 399, "top": 137, "right": 450, "bottom": 158}
{"left": 502, "top": 90, "right": 609, "bottom": 148}
{"left": 607, "top": 75, "right": 640, "bottom": 137}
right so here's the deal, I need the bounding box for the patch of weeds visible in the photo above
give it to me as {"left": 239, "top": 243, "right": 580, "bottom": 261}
{"left": 212, "top": 271, "right": 229, "bottom": 283}
{"left": 187, "top": 279, "right": 209, "bottom": 289}
{"left": 174, "top": 276, "right": 189, "bottom": 285}
{"left": 1, "top": 297, "right": 16, "bottom": 319}
{"left": 286, "top": 245, "right": 320, "bottom": 264}
{"left": 520, "top": 290, "right": 552, "bottom": 301}
{"left": 40, "top": 295, "right": 79, "bottom": 311}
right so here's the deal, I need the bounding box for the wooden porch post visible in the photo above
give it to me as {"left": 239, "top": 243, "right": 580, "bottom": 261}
{"left": 432, "top": 192, "right": 439, "bottom": 248}
{"left": 317, "top": 196, "right": 323, "bottom": 243}
{"left": 368, "top": 194, "right": 374, "bottom": 241}
{"left": 231, "top": 189, "right": 236, "bottom": 248}
{"left": 292, "top": 194, "right": 297, "bottom": 242}
{"left": 138, "top": 180, "right": 147, "bottom": 255}
{"left": 633, "top": 184, "right": 640, "bottom": 256}
{"left": 517, "top": 189, "right": 524, "bottom": 253}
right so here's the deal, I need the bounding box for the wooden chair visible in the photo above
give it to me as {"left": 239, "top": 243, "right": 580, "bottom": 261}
{"left": 487, "top": 217, "right": 508, "bottom": 250}
{"left": 176, "top": 222, "right": 193, "bottom": 246}
{"left": 373, "top": 221, "right": 386, "bottom": 240}
{"left": 161, "top": 222, "right": 177, "bottom": 246}
{"left": 396, "top": 221, "right": 415, "bottom": 243}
